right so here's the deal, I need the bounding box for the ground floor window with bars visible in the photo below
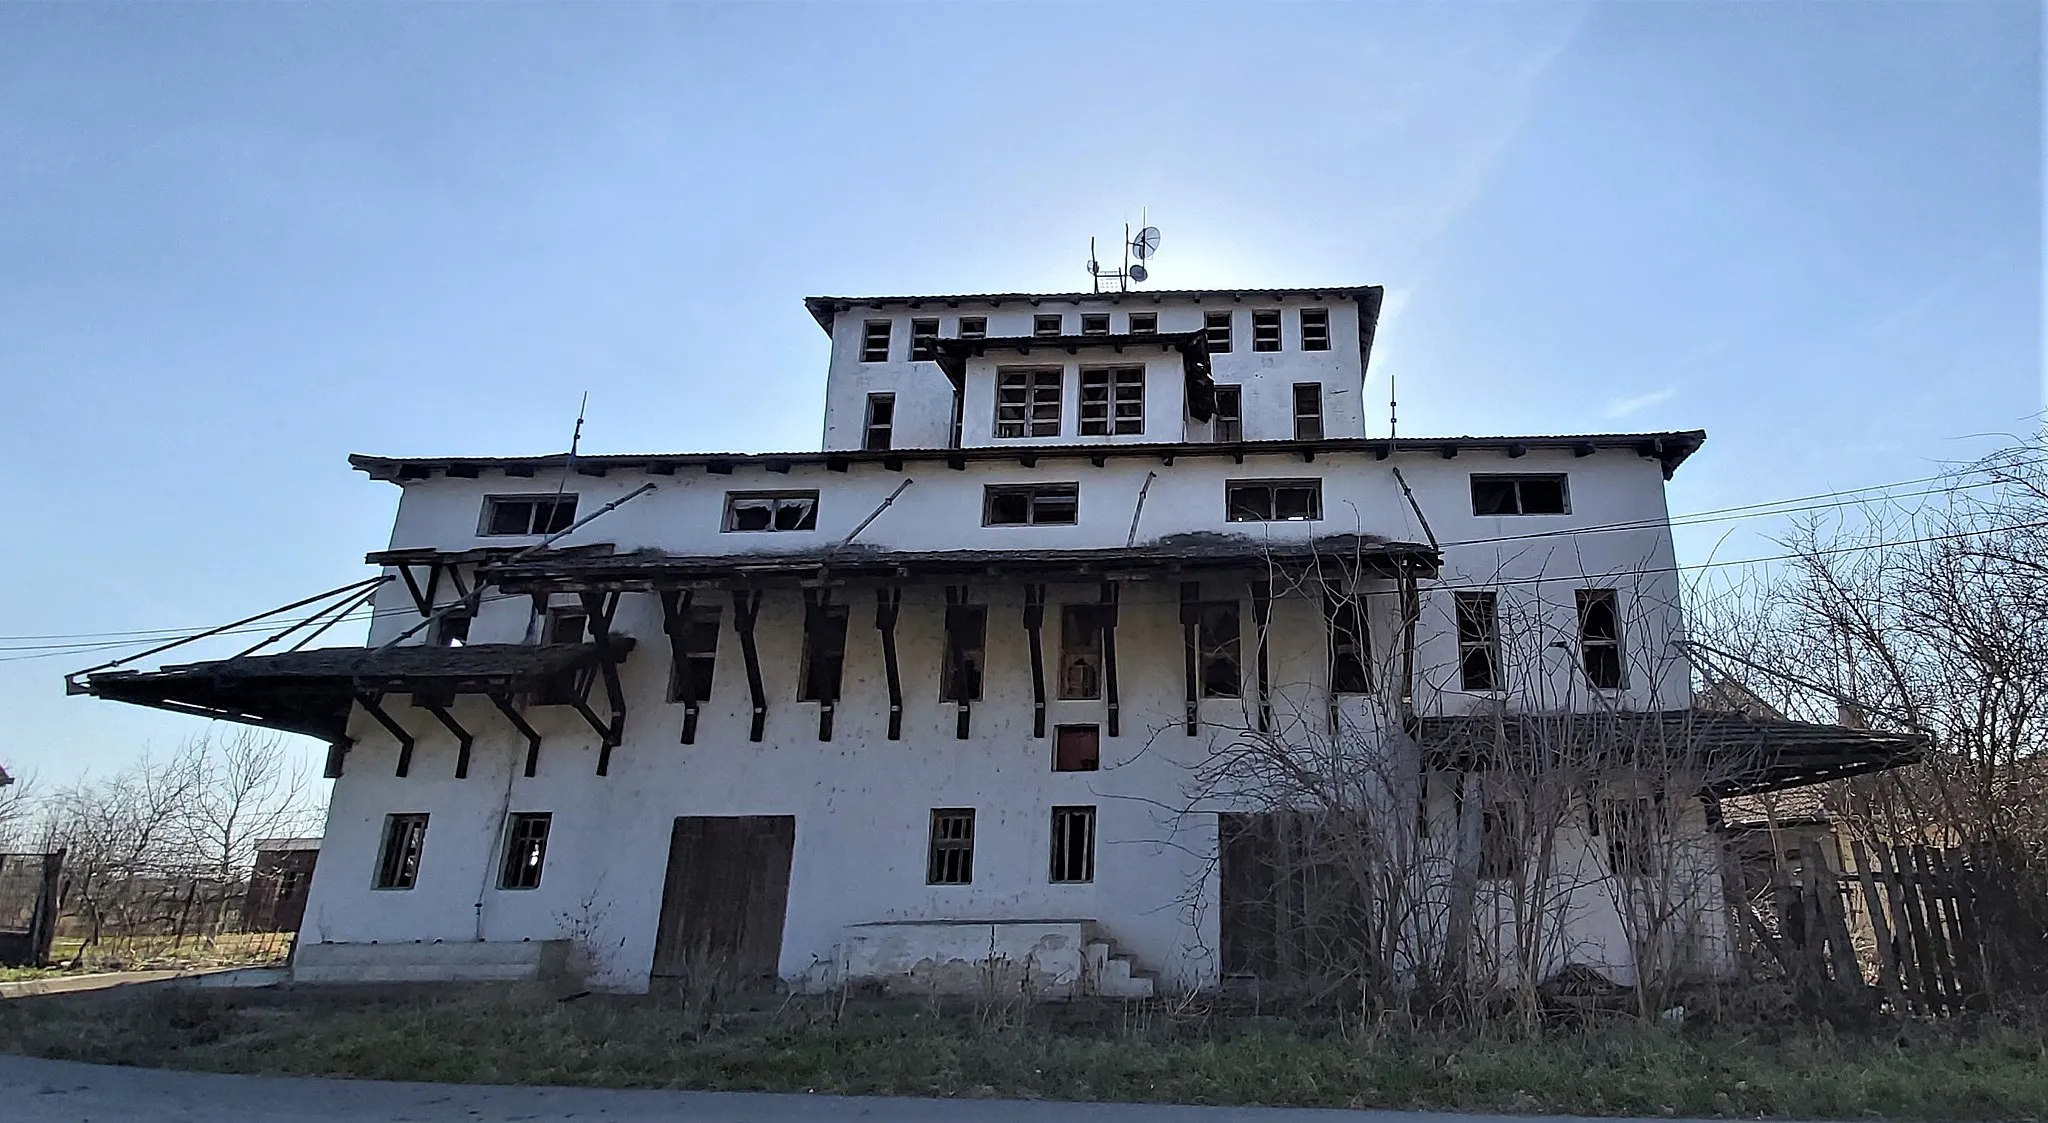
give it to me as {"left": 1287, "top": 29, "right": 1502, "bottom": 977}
{"left": 927, "top": 808, "right": 976, "bottom": 884}
{"left": 1049, "top": 805, "right": 1096, "bottom": 883}
{"left": 1079, "top": 366, "right": 1144, "bottom": 435}
{"left": 374, "top": 814, "right": 428, "bottom": 890}
{"left": 499, "top": 812, "right": 551, "bottom": 890}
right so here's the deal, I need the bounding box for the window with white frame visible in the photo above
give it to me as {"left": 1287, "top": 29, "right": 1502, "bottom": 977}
{"left": 909, "top": 318, "right": 940, "bottom": 361}
{"left": 1079, "top": 366, "right": 1144, "bottom": 436}
{"left": 1127, "top": 311, "right": 1157, "bottom": 335}
{"left": 1300, "top": 307, "right": 1331, "bottom": 351}
{"left": 860, "top": 320, "right": 892, "bottom": 363}
{"left": 1212, "top": 385, "right": 1242, "bottom": 442}
{"left": 1578, "top": 588, "right": 1624, "bottom": 689}
{"left": 984, "top": 483, "right": 1079, "bottom": 526}
{"left": 863, "top": 393, "right": 895, "bottom": 451}
{"left": 1226, "top": 478, "right": 1322, "bottom": 522}
{"left": 1252, "top": 309, "right": 1282, "bottom": 352}
{"left": 1204, "top": 309, "right": 1232, "bottom": 353}
{"left": 1292, "top": 383, "right": 1324, "bottom": 440}
{"left": 995, "top": 367, "right": 1062, "bottom": 438}
{"left": 958, "top": 315, "right": 987, "bottom": 339}
{"left": 1455, "top": 591, "right": 1499, "bottom": 692}
{"left": 724, "top": 491, "right": 819, "bottom": 532}
{"left": 482, "top": 495, "right": 577, "bottom": 537}
{"left": 1471, "top": 474, "right": 1569, "bottom": 516}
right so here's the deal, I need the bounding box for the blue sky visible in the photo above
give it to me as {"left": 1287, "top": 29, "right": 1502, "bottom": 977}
{"left": 2, "top": 2, "right": 2038, "bottom": 787}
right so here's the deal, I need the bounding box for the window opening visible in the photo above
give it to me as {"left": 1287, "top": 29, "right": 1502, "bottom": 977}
{"left": 1603, "top": 797, "right": 1655, "bottom": 877}
{"left": 958, "top": 315, "right": 987, "bottom": 339}
{"left": 910, "top": 318, "right": 940, "bottom": 361}
{"left": 1470, "top": 474, "right": 1570, "bottom": 516}
{"left": 1034, "top": 313, "right": 1063, "bottom": 338}
{"left": 797, "top": 603, "right": 849, "bottom": 702}
{"left": 863, "top": 393, "right": 895, "bottom": 451}
{"left": 1127, "top": 311, "right": 1157, "bottom": 335}
{"left": 374, "top": 814, "right": 428, "bottom": 890}
{"left": 941, "top": 604, "right": 987, "bottom": 701}
{"left": 1197, "top": 601, "right": 1241, "bottom": 698}
{"left": 1480, "top": 802, "right": 1520, "bottom": 880}
{"left": 1299, "top": 306, "right": 1331, "bottom": 351}
{"left": 482, "top": 495, "right": 578, "bottom": 537}
{"left": 724, "top": 491, "right": 819, "bottom": 532}
{"left": 1054, "top": 724, "right": 1100, "bottom": 772}
{"left": 1292, "top": 383, "right": 1324, "bottom": 441}
{"left": 983, "top": 483, "right": 1078, "bottom": 526}
{"left": 1079, "top": 366, "right": 1144, "bottom": 436}
{"left": 1049, "top": 806, "right": 1096, "bottom": 883}
{"left": 1225, "top": 479, "right": 1322, "bottom": 522}
{"left": 1059, "top": 604, "right": 1107, "bottom": 699}
{"left": 1578, "top": 588, "right": 1624, "bottom": 689}
{"left": 537, "top": 608, "right": 589, "bottom": 703}
{"left": 667, "top": 607, "right": 721, "bottom": 702}
{"left": 860, "top": 320, "right": 892, "bottom": 363}
{"left": 1081, "top": 313, "right": 1110, "bottom": 336}
{"left": 1213, "top": 385, "right": 1242, "bottom": 442}
{"left": 1326, "top": 589, "right": 1371, "bottom": 694}
{"left": 431, "top": 606, "right": 472, "bottom": 647}
{"left": 995, "top": 367, "right": 1062, "bottom": 438}
{"left": 927, "top": 809, "right": 975, "bottom": 884}
{"left": 1252, "top": 309, "right": 1281, "bottom": 352}
{"left": 499, "top": 812, "right": 551, "bottom": 890}
{"left": 1204, "top": 309, "right": 1232, "bottom": 353}
{"left": 1455, "top": 591, "right": 1499, "bottom": 692}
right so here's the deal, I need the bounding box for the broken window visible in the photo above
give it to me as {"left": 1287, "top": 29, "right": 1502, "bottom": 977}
{"left": 1078, "top": 366, "right": 1144, "bottom": 436}
{"left": 373, "top": 814, "right": 428, "bottom": 890}
{"left": 863, "top": 393, "right": 895, "bottom": 452}
{"left": 724, "top": 491, "right": 819, "bottom": 532}
{"left": 1225, "top": 479, "right": 1322, "bottom": 522}
{"left": 1058, "top": 604, "right": 1107, "bottom": 699}
{"left": 537, "top": 608, "right": 589, "bottom": 703}
{"left": 1470, "top": 474, "right": 1569, "bottom": 516}
{"left": 1577, "top": 588, "right": 1624, "bottom": 689}
{"left": 910, "top": 318, "right": 940, "bottom": 361}
{"left": 1049, "top": 805, "right": 1096, "bottom": 883}
{"left": 927, "top": 808, "right": 975, "bottom": 885}
{"left": 995, "top": 367, "right": 1062, "bottom": 438}
{"left": 1602, "top": 797, "right": 1655, "bottom": 877}
{"left": 1054, "top": 724, "right": 1100, "bottom": 772}
{"left": 983, "top": 483, "right": 1078, "bottom": 526}
{"left": 1034, "top": 313, "right": 1063, "bottom": 338}
{"left": 941, "top": 604, "right": 986, "bottom": 702}
{"left": 1455, "top": 591, "right": 1499, "bottom": 692}
{"left": 1197, "top": 601, "right": 1242, "bottom": 698}
{"left": 499, "top": 812, "right": 551, "bottom": 890}
{"left": 861, "top": 320, "right": 892, "bottom": 363}
{"left": 1480, "top": 802, "right": 1520, "bottom": 880}
{"left": 431, "top": 606, "right": 472, "bottom": 647}
{"left": 1299, "top": 307, "right": 1331, "bottom": 351}
{"left": 957, "top": 315, "right": 987, "bottom": 340}
{"left": 1081, "top": 312, "right": 1110, "bottom": 336}
{"left": 1252, "top": 309, "right": 1282, "bottom": 352}
{"left": 482, "top": 495, "right": 578, "bottom": 537}
{"left": 1292, "top": 383, "right": 1324, "bottom": 441}
{"left": 666, "top": 607, "right": 721, "bottom": 703}
{"left": 1325, "top": 588, "right": 1371, "bottom": 694}
{"left": 797, "top": 603, "right": 849, "bottom": 702}
{"left": 1212, "top": 385, "right": 1242, "bottom": 442}
{"left": 1204, "top": 309, "right": 1232, "bottom": 353}
{"left": 1127, "top": 311, "right": 1157, "bottom": 335}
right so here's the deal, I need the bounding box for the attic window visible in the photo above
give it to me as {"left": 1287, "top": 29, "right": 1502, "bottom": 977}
{"left": 910, "top": 318, "right": 940, "bottom": 361}
{"left": 1252, "top": 309, "right": 1282, "bottom": 352}
{"left": 1226, "top": 479, "right": 1321, "bottom": 522}
{"left": 984, "top": 482, "right": 1078, "bottom": 526}
{"left": 958, "top": 316, "right": 987, "bottom": 339}
{"left": 1471, "top": 474, "right": 1569, "bottom": 516}
{"left": 724, "top": 491, "right": 819, "bottom": 532}
{"left": 1300, "top": 307, "right": 1330, "bottom": 351}
{"left": 1128, "top": 312, "right": 1157, "bottom": 335}
{"left": 482, "top": 495, "right": 577, "bottom": 537}
{"left": 861, "top": 320, "right": 892, "bottom": 363}
{"left": 1078, "top": 366, "right": 1144, "bottom": 436}
{"left": 1034, "top": 314, "right": 1063, "bottom": 338}
{"left": 1081, "top": 313, "right": 1110, "bottom": 336}
{"left": 1204, "top": 310, "right": 1232, "bottom": 353}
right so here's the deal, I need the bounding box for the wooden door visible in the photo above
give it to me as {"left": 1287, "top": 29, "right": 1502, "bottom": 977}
{"left": 649, "top": 815, "right": 796, "bottom": 983}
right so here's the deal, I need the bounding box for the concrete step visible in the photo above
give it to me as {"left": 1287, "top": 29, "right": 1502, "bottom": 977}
{"left": 291, "top": 940, "right": 568, "bottom": 985}
{"left": 1096, "top": 955, "right": 1154, "bottom": 999}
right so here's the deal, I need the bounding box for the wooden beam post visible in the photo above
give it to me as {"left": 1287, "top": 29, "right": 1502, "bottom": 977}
{"left": 875, "top": 587, "right": 903, "bottom": 740}
{"left": 1023, "top": 584, "right": 1047, "bottom": 738}
{"left": 659, "top": 590, "right": 702, "bottom": 745}
{"left": 355, "top": 693, "right": 416, "bottom": 778}
{"left": 420, "top": 698, "right": 475, "bottom": 780}
{"left": 1099, "top": 582, "right": 1121, "bottom": 738}
{"left": 490, "top": 692, "right": 544, "bottom": 778}
{"left": 732, "top": 588, "right": 767, "bottom": 742}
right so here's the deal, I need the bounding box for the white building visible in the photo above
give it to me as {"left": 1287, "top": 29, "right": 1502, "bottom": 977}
{"left": 80, "top": 284, "right": 1919, "bottom": 996}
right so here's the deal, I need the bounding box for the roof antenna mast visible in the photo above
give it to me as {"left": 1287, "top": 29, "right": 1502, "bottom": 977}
{"left": 1086, "top": 211, "right": 1161, "bottom": 294}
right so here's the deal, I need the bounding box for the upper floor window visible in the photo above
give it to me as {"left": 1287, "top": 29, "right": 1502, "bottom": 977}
{"left": 910, "top": 318, "right": 940, "bottom": 361}
{"left": 798, "top": 602, "right": 849, "bottom": 702}
{"left": 482, "top": 495, "right": 577, "bottom": 537}
{"left": 1300, "top": 307, "right": 1331, "bottom": 351}
{"left": 1195, "top": 601, "right": 1242, "bottom": 698}
{"left": 1252, "top": 309, "right": 1282, "bottom": 352}
{"left": 941, "top": 603, "right": 987, "bottom": 702}
{"left": 1059, "top": 604, "right": 1108, "bottom": 699}
{"left": 1034, "top": 313, "right": 1063, "bottom": 338}
{"left": 1325, "top": 589, "right": 1370, "bottom": 694}
{"left": 1054, "top": 724, "right": 1100, "bottom": 772}
{"left": 1081, "top": 313, "right": 1110, "bottom": 336}
{"left": 537, "top": 607, "right": 589, "bottom": 702}
{"left": 1455, "top": 591, "right": 1499, "bottom": 692}
{"left": 1049, "top": 805, "right": 1096, "bottom": 883}
{"left": 1226, "top": 479, "right": 1322, "bottom": 522}
{"left": 1471, "top": 474, "right": 1569, "bottom": 516}
{"left": 1578, "top": 589, "right": 1624, "bottom": 689}
{"left": 1079, "top": 366, "right": 1144, "bottom": 436}
{"left": 861, "top": 320, "right": 892, "bottom": 363}
{"left": 374, "top": 813, "right": 428, "bottom": 890}
{"left": 928, "top": 808, "right": 976, "bottom": 885}
{"left": 1212, "top": 386, "right": 1242, "bottom": 442}
{"left": 431, "top": 605, "right": 473, "bottom": 647}
{"left": 1204, "top": 310, "right": 1233, "bottom": 353}
{"left": 724, "top": 491, "right": 818, "bottom": 532}
{"left": 995, "top": 367, "right": 1062, "bottom": 438}
{"left": 958, "top": 316, "right": 987, "bottom": 339}
{"left": 498, "top": 812, "right": 551, "bottom": 890}
{"left": 1128, "top": 312, "right": 1157, "bottom": 335}
{"left": 984, "top": 482, "right": 1078, "bottom": 526}
{"left": 667, "top": 606, "right": 721, "bottom": 703}
{"left": 1292, "top": 383, "right": 1324, "bottom": 441}
{"left": 863, "top": 393, "right": 895, "bottom": 451}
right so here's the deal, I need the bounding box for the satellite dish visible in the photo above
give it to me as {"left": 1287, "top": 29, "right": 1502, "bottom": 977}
{"left": 1128, "top": 263, "right": 1149, "bottom": 283}
{"left": 1131, "top": 226, "right": 1161, "bottom": 259}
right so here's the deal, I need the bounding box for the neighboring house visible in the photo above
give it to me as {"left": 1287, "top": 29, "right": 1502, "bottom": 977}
{"left": 79, "top": 284, "right": 1922, "bottom": 995}
{"left": 241, "top": 837, "right": 320, "bottom": 934}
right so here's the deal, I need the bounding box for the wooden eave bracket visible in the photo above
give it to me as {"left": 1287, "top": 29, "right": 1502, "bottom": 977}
{"left": 1024, "top": 584, "right": 1048, "bottom": 738}
{"left": 355, "top": 692, "right": 417, "bottom": 778}
{"left": 803, "top": 589, "right": 840, "bottom": 742}
{"left": 1100, "top": 582, "right": 1121, "bottom": 738}
{"left": 944, "top": 586, "right": 975, "bottom": 739}
{"left": 733, "top": 588, "right": 768, "bottom": 742}
{"left": 660, "top": 590, "right": 703, "bottom": 745}
{"left": 490, "top": 692, "right": 544, "bottom": 777}
{"left": 1251, "top": 581, "right": 1273, "bottom": 734}
{"left": 419, "top": 697, "right": 475, "bottom": 779}
{"left": 578, "top": 591, "right": 629, "bottom": 773}
{"left": 1180, "top": 581, "right": 1201, "bottom": 735}
{"left": 875, "top": 587, "right": 903, "bottom": 740}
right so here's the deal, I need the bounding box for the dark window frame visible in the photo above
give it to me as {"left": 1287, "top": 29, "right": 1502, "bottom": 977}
{"left": 373, "top": 813, "right": 428, "bottom": 890}
{"left": 723, "top": 490, "right": 820, "bottom": 533}
{"left": 1078, "top": 365, "right": 1145, "bottom": 436}
{"left": 797, "top": 602, "right": 850, "bottom": 702}
{"left": 1479, "top": 802, "right": 1520, "bottom": 880}
{"left": 927, "top": 808, "right": 976, "bottom": 885}
{"left": 1251, "top": 309, "right": 1282, "bottom": 352}
{"left": 1455, "top": 591, "right": 1500, "bottom": 692}
{"left": 1054, "top": 724, "right": 1100, "bottom": 772}
{"left": 1470, "top": 474, "right": 1571, "bottom": 516}
{"left": 1212, "top": 385, "right": 1243, "bottom": 442}
{"left": 983, "top": 482, "right": 1079, "bottom": 526}
{"left": 1299, "top": 307, "right": 1331, "bottom": 351}
{"left": 1204, "top": 309, "right": 1233, "bottom": 353}
{"left": 860, "top": 320, "right": 892, "bottom": 363}
{"left": 1225, "top": 478, "right": 1323, "bottom": 522}
{"left": 862, "top": 392, "right": 896, "bottom": 452}
{"left": 1058, "top": 604, "right": 1108, "bottom": 700}
{"left": 941, "top": 603, "right": 987, "bottom": 702}
{"left": 499, "top": 812, "right": 552, "bottom": 890}
{"left": 1578, "top": 588, "right": 1625, "bottom": 689}
{"left": 666, "top": 606, "right": 721, "bottom": 703}
{"left": 1292, "top": 383, "right": 1324, "bottom": 441}
{"left": 431, "top": 606, "right": 473, "bottom": 648}
{"left": 909, "top": 318, "right": 940, "bottom": 361}
{"left": 1049, "top": 805, "right": 1097, "bottom": 884}
{"left": 1080, "top": 312, "right": 1110, "bottom": 336}
{"left": 1326, "top": 588, "right": 1371, "bottom": 694}
{"left": 995, "top": 366, "right": 1063, "bottom": 438}
{"left": 481, "top": 495, "right": 579, "bottom": 537}
{"left": 1602, "top": 797, "right": 1656, "bottom": 878}
{"left": 1034, "top": 313, "right": 1064, "bottom": 338}
{"left": 1196, "top": 600, "right": 1242, "bottom": 698}
{"left": 957, "top": 315, "right": 987, "bottom": 340}
{"left": 1127, "top": 311, "right": 1157, "bottom": 335}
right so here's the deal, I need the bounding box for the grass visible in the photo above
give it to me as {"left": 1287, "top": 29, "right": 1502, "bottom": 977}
{"left": 0, "top": 985, "right": 2043, "bottom": 1118}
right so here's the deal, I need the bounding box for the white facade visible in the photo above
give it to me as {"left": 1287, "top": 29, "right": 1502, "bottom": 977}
{"left": 291, "top": 283, "right": 1717, "bottom": 994}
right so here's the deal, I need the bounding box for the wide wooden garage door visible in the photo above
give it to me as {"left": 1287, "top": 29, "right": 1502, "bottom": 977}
{"left": 649, "top": 815, "right": 795, "bottom": 983}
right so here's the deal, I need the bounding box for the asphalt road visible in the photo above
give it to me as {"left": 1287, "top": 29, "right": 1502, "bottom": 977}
{"left": 0, "top": 1053, "right": 1693, "bottom": 1123}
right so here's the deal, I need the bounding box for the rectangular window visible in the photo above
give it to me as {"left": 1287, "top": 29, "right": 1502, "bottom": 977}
{"left": 941, "top": 604, "right": 986, "bottom": 701}
{"left": 957, "top": 315, "right": 987, "bottom": 339}
{"left": 1034, "top": 313, "right": 1063, "bottom": 338}
{"left": 1326, "top": 588, "right": 1370, "bottom": 694}
{"left": 1455, "top": 591, "right": 1499, "bottom": 692}
{"left": 1049, "top": 806, "right": 1096, "bottom": 883}
{"left": 1054, "top": 724, "right": 1100, "bottom": 772}
{"left": 1299, "top": 307, "right": 1331, "bottom": 351}
{"left": 1212, "top": 385, "right": 1242, "bottom": 442}
{"left": 983, "top": 483, "right": 1078, "bottom": 526}
{"left": 1471, "top": 474, "right": 1570, "bottom": 516}
{"left": 861, "top": 320, "right": 892, "bottom": 363}
{"left": 724, "top": 491, "right": 819, "bottom": 532}
{"left": 1058, "top": 604, "right": 1107, "bottom": 699}
{"left": 1225, "top": 478, "right": 1322, "bottom": 522}
{"left": 1602, "top": 797, "right": 1655, "bottom": 877}
{"left": 431, "top": 606, "right": 472, "bottom": 647}
{"left": 909, "top": 318, "right": 940, "bottom": 361}
{"left": 1078, "top": 366, "right": 1144, "bottom": 436}
{"left": 373, "top": 814, "right": 428, "bottom": 890}
{"left": 666, "top": 607, "right": 721, "bottom": 702}
{"left": 1204, "top": 309, "right": 1232, "bottom": 353}
{"left": 797, "top": 603, "right": 849, "bottom": 702}
{"left": 1578, "top": 589, "right": 1624, "bottom": 689}
{"left": 1127, "top": 311, "right": 1157, "bottom": 335}
{"left": 1081, "top": 312, "right": 1110, "bottom": 336}
{"left": 1292, "top": 383, "right": 1324, "bottom": 441}
{"left": 1252, "top": 309, "right": 1282, "bottom": 352}
{"left": 499, "top": 812, "right": 551, "bottom": 890}
{"left": 927, "top": 808, "right": 975, "bottom": 884}
{"left": 1480, "top": 803, "right": 1520, "bottom": 880}
{"left": 862, "top": 393, "right": 895, "bottom": 451}
{"left": 482, "top": 495, "right": 578, "bottom": 537}
{"left": 1197, "top": 601, "right": 1241, "bottom": 698}
{"left": 538, "top": 608, "right": 588, "bottom": 703}
{"left": 995, "top": 367, "right": 1062, "bottom": 438}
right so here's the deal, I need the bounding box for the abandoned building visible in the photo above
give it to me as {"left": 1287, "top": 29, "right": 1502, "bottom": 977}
{"left": 75, "top": 284, "right": 1923, "bottom": 995}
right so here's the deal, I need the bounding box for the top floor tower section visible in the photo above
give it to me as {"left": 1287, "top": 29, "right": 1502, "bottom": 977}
{"left": 807, "top": 287, "right": 1384, "bottom": 453}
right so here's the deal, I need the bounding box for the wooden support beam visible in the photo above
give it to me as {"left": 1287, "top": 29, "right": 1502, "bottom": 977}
{"left": 1024, "top": 583, "right": 1047, "bottom": 738}
{"left": 732, "top": 588, "right": 767, "bottom": 742}
{"left": 1251, "top": 580, "right": 1273, "bottom": 733}
{"left": 396, "top": 565, "right": 433, "bottom": 617}
{"left": 420, "top": 698, "right": 475, "bottom": 779}
{"left": 356, "top": 693, "right": 416, "bottom": 778}
{"left": 490, "top": 693, "right": 543, "bottom": 777}
{"left": 1180, "top": 581, "right": 1201, "bottom": 735}
{"left": 1100, "top": 582, "right": 1121, "bottom": 738}
{"left": 322, "top": 740, "right": 350, "bottom": 779}
{"left": 580, "top": 591, "right": 629, "bottom": 774}
{"left": 944, "top": 586, "right": 974, "bottom": 739}
{"left": 875, "top": 587, "right": 903, "bottom": 740}
{"left": 802, "top": 588, "right": 839, "bottom": 742}
{"left": 660, "top": 590, "right": 702, "bottom": 745}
